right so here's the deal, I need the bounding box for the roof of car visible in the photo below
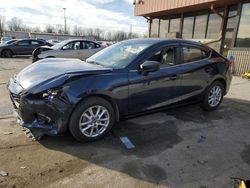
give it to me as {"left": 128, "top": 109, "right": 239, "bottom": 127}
{"left": 62, "top": 39, "right": 98, "bottom": 43}
{"left": 126, "top": 38, "right": 203, "bottom": 45}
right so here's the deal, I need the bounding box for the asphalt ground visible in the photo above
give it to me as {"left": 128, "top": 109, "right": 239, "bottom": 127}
{"left": 0, "top": 57, "right": 250, "bottom": 188}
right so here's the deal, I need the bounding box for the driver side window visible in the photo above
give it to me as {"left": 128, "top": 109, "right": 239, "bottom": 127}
{"left": 148, "top": 47, "right": 176, "bottom": 68}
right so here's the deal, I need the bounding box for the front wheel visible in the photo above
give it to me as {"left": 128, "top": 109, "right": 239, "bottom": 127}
{"left": 69, "top": 97, "right": 115, "bottom": 142}
{"left": 202, "top": 81, "right": 224, "bottom": 111}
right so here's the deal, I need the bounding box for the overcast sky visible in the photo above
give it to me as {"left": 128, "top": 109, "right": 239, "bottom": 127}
{"left": 0, "top": 0, "right": 147, "bottom": 35}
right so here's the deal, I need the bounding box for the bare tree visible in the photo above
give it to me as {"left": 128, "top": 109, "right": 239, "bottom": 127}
{"left": 22, "top": 25, "right": 31, "bottom": 32}
{"left": 45, "top": 24, "right": 55, "bottom": 33}
{"left": 73, "top": 25, "right": 80, "bottom": 36}
{"left": 130, "top": 33, "right": 139, "bottom": 39}
{"left": 94, "top": 28, "right": 102, "bottom": 40}
{"left": 86, "top": 28, "right": 94, "bottom": 37}
{"left": 55, "top": 24, "right": 64, "bottom": 34}
{"left": 0, "top": 15, "right": 5, "bottom": 37}
{"left": 112, "top": 31, "right": 128, "bottom": 41}
{"left": 105, "top": 31, "right": 112, "bottom": 41}
{"left": 32, "top": 26, "right": 41, "bottom": 32}
{"left": 7, "top": 17, "right": 23, "bottom": 31}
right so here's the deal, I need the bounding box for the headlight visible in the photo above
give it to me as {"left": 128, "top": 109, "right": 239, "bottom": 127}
{"left": 42, "top": 88, "right": 62, "bottom": 99}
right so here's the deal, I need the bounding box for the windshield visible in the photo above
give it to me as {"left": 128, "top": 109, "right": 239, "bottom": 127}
{"left": 51, "top": 40, "right": 70, "bottom": 50}
{"left": 86, "top": 40, "right": 155, "bottom": 68}
{"left": 6, "top": 40, "right": 17, "bottom": 44}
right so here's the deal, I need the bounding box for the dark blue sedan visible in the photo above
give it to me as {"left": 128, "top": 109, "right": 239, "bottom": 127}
{"left": 7, "top": 39, "right": 232, "bottom": 142}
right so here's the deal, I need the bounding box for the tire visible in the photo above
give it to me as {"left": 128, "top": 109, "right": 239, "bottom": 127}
{"left": 201, "top": 81, "right": 225, "bottom": 111}
{"left": 2, "top": 49, "right": 13, "bottom": 58}
{"left": 69, "top": 97, "right": 115, "bottom": 142}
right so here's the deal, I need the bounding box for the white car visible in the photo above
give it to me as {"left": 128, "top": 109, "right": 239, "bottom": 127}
{"left": 33, "top": 39, "right": 104, "bottom": 62}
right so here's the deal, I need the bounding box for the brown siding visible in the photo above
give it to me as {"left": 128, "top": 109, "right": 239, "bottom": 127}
{"left": 135, "top": 0, "right": 239, "bottom": 17}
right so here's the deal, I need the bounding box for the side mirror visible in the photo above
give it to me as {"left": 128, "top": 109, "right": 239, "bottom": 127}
{"left": 140, "top": 61, "right": 160, "bottom": 75}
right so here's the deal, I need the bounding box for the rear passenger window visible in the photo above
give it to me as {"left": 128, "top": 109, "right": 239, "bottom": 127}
{"left": 182, "top": 47, "right": 208, "bottom": 63}
{"left": 17, "top": 40, "right": 30, "bottom": 46}
{"left": 31, "top": 41, "right": 39, "bottom": 45}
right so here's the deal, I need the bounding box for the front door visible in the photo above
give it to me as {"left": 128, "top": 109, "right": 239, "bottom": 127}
{"left": 128, "top": 45, "right": 182, "bottom": 114}
{"left": 14, "top": 40, "right": 31, "bottom": 55}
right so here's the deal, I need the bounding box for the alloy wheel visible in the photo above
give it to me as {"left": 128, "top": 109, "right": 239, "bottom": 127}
{"left": 208, "top": 85, "right": 222, "bottom": 107}
{"left": 79, "top": 105, "right": 110, "bottom": 138}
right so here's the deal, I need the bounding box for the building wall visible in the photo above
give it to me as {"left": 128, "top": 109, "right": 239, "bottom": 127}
{"left": 135, "top": 0, "right": 238, "bottom": 17}
{"left": 135, "top": 0, "right": 250, "bottom": 75}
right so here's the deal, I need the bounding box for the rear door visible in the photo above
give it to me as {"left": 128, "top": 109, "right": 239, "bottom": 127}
{"left": 178, "top": 44, "right": 213, "bottom": 103}
{"left": 29, "top": 40, "right": 42, "bottom": 55}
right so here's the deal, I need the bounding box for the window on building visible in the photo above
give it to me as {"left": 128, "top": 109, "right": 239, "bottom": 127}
{"left": 150, "top": 18, "right": 160, "bottom": 37}
{"left": 227, "top": 5, "right": 238, "bottom": 29}
{"left": 222, "top": 5, "right": 238, "bottom": 55}
{"left": 206, "top": 11, "right": 223, "bottom": 39}
{"left": 193, "top": 11, "right": 208, "bottom": 39}
{"left": 236, "top": 3, "right": 250, "bottom": 47}
{"left": 182, "top": 47, "right": 208, "bottom": 63}
{"left": 169, "top": 17, "right": 180, "bottom": 33}
{"left": 159, "top": 19, "right": 169, "bottom": 38}
{"left": 182, "top": 16, "right": 194, "bottom": 39}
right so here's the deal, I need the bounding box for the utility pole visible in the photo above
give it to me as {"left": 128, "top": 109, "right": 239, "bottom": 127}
{"left": 129, "top": 24, "right": 132, "bottom": 39}
{"left": 63, "top": 8, "right": 67, "bottom": 34}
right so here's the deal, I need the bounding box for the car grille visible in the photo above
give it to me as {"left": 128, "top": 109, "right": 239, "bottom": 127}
{"left": 10, "top": 93, "right": 21, "bottom": 109}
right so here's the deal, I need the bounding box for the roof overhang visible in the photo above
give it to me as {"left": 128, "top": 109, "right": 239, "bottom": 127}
{"left": 135, "top": 0, "right": 240, "bottom": 18}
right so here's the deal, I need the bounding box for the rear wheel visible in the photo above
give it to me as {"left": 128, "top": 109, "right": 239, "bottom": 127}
{"left": 69, "top": 97, "right": 115, "bottom": 142}
{"left": 202, "top": 81, "right": 224, "bottom": 111}
{"left": 2, "top": 50, "right": 13, "bottom": 58}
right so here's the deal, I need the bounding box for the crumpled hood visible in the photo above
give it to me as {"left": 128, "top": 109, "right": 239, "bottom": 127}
{"left": 16, "top": 58, "right": 112, "bottom": 89}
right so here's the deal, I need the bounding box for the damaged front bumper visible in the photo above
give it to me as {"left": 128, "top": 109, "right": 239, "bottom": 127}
{"left": 8, "top": 80, "right": 71, "bottom": 136}
{"left": 13, "top": 109, "right": 59, "bottom": 136}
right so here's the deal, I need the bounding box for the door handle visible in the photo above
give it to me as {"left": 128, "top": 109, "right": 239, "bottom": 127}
{"left": 170, "top": 74, "right": 179, "bottom": 80}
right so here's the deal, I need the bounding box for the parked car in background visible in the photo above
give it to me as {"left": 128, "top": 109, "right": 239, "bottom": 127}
{"left": 97, "top": 41, "right": 115, "bottom": 48}
{"left": 8, "top": 39, "right": 232, "bottom": 142}
{"left": 0, "top": 37, "right": 13, "bottom": 44}
{"left": 0, "top": 39, "right": 18, "bottom": 46}
{"left": 47, "top": 39, "right": 60, "bottom": 45}
{"left": 0, "top": 39, "right": 53, "bottom": 58}
{"left": 32, "top": 39, "right": 104, "bottom": 62}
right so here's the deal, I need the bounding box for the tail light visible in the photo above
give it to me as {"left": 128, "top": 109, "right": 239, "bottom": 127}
{"left": 226, "top": 55, "right": 234, "bottom": 65}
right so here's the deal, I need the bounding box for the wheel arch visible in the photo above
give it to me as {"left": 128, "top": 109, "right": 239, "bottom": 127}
{"left": 213, "top": 77, "right": 227, "bottom": 94}
{"left": 1, "top": 48, "right": 14, "bottom": 56}
{"left": 69, "top": 94, "right": 120, "bottom": 125}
